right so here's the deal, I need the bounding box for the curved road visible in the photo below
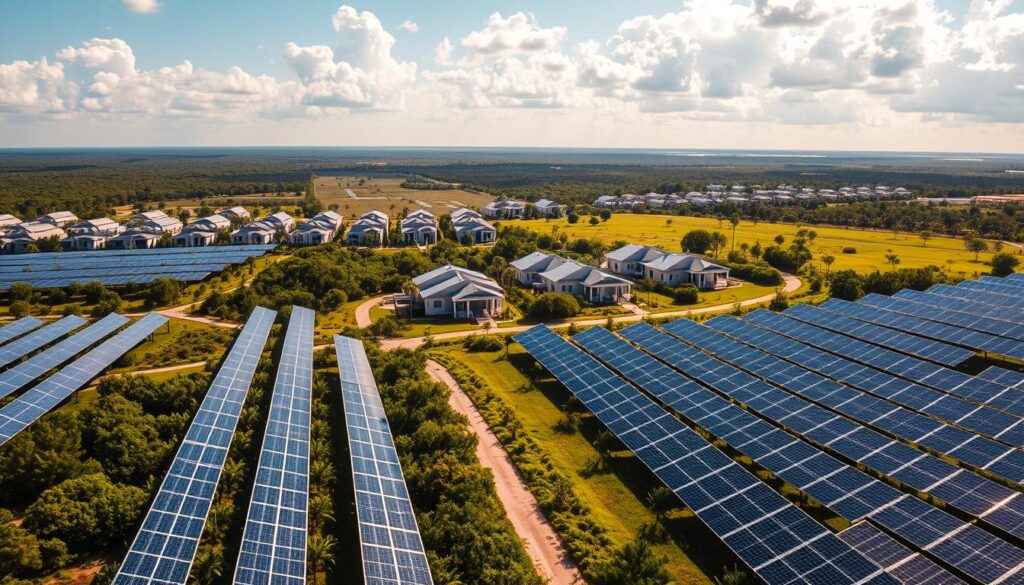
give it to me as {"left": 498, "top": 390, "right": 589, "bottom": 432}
{"left": 381, "top": 274, "right": 801, "bottom": 350}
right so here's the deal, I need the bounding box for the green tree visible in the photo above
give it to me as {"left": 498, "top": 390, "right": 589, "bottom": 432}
{"left": 0, "top": 509, "right": 43, "bottom": 576}
{"left": 9, "top": 300, "right": 31, "bottom": 318}
{"left": 991, "top": 252, "right": 1020, "bottom": 277}
{"left": 599, "top": 209, "right": 612, "bottom": 221}
{"left": 965, "top": 237, "right": 989, "bottom": 261}
{"left": 919, "top": 230, "right": 932, "bottom": 247}
{"left": 829, "top": 270, "right": 865, "bottom": 301}
{"left": 821, "top": 254, "right": 835, "bottom": 277}
{"left": 529, "top": 292, "right": 581, "bottom": 320}
{"left": 567, "top": 212, "right": 580, "bottom": 224}
{"left": 144, "top": 278, "right": 181, "bottom": 308}
{"left": 22, "top": 473, "right": 147, "bottom": 550}
{"left": 191, "top": 546, "right": 223, "bottom": 585}
{"left": 589, "top": 216, "right": 600, "bottom": 225}
{"left": 681, "top": 229, "right": 712, "bottom": 254}
{"left": 91, "top": 290, "right": 122, "bottom": 317}
{"left": 710, "top": 232, "right": 728, "bottom": 257}
{"left": 307, "top": 534, "right": 337, "bottom": 585}
{"left": 729, "top": 215, "right": 740, "bottom": 252}
{"left": 594, "top": 538, "right": 671, "bottom": 585}
{"left": 774, "top": 234, "right": 785, "bottom": 245}
{"left": 885, "top": 250, "right": 901, "bottom": 271}
{"left": 9, "top": 282, "right": 33, "bottom": 302}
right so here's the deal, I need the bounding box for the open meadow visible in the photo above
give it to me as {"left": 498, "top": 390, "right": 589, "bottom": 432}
{"left": 314, "top": 174, "right": 493, "bottom": 220}
{"left": 521, "top": 214, "right": 1009, "bottom": 277}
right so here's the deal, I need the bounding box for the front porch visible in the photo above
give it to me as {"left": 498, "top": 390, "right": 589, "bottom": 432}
{"left": 453, "top": 297, "right": 502, "bottom": 319}
{"left": 583, "top": 283, "right": 632, "bottom": 304}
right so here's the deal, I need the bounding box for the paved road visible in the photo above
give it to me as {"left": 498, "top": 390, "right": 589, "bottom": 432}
{"left": 355, "top": 295, "right": 386, "bottom": 328}
{"left": 382, "top": 274, "right": 801, "bottom": 350}
{"left": 426, "top": 359, "right": 584, "bottom": 585}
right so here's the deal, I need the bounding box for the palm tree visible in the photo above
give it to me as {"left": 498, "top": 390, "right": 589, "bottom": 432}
{"left": 307, "top": 534, "right": 337, "bottom": 585}
{"left": 919, "top": 230, "right": 932, "bottom": 247}
{"left": 885, "top": 249, "right": 900, "bottom": 271}
{"left": 729, "top": 215, "right": 740, "bottom": 252}
{"left": 191, "top": 547, "right": 223, "bottom": 585}
{"left": 308, "top": 494, "right": 335, "bottom": 533}
{"left": 205, "top": 500, "right": 234, "bottom": 542}
{"left": 821, "top": 254, "right": 835, "bottom": 277}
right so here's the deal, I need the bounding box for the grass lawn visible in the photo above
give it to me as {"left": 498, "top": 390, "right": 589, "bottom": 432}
{"left": 639, "top": 282, "right": 780, "bottom": 314}
{"left": 315, "top": 174, "right": 493, "bottom": 219}
{"left": 113, "top": 318, "right": 234, "bottom": 373}
{"left": 521, "top": 214, "right": 1007, "bottom": 277}
{"left": 438, "top": 344, "right": 718, "bottom": 584}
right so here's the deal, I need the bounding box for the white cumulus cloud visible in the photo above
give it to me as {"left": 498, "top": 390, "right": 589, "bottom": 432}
{"left": 122, "top": 0, "right": 161, "bottom": 14}
{"left": 400, "top": 20, "right": 419, "bottom": 33}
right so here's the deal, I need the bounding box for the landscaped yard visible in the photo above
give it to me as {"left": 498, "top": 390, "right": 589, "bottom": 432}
{"left": 435, "top": 344, "right": 719, "bottom": 584}
{"left": 520, "top": 214, "right": 1008, "bottom": 277}
{"left": 639, "top": 282, "right": 781, "bottom": 314}
{"left": 315, "top": 174, "right": 493, "bottom": 220}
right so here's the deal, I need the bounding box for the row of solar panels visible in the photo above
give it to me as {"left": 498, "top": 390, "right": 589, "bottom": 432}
{"left": 0, "top": 245, "right": 275, "bottom": 291}
{"left": 516, "top": 277, "right": 1024, "bottom": 585}
{"left": 111, "top": 310, "right": 432, "bottom": 585}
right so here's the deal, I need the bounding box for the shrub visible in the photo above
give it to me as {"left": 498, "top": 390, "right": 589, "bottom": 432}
{"left": 991, "top": 252, "right": 1020, "bottom": 277}
{"left": 9, "top": 301, "right": 30, "bottom": 318}
{"left": 462, "top": 334, "right": 505, "bottom": 352}
{"left": 718, "top": 260, "right": 784, "bottom": 286}
{"left": 829, "top": 270, "right": 864, "bottom": 300}
{"left": 841, "top": 246, "right": 857, "bottom": 254}
{"left": 672, "top": 285, "right": 699, "bottom": 305}
{"left": 529, "top": 292, "right": 581, "bottom": 320}
{"left": 769, "top": 291, "right": 790, "bottom": 312}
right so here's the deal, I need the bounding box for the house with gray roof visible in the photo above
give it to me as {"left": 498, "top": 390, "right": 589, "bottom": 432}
{"left": 532, "top": 199, "right": 564, "bottom": 218}
{"left": 641, "top": 253, "right": 729, "bottom": 289}
{"left": 412, "top": 264, "right": 504, "bottom": 319}
{"left": 400, "top": 209, "right": 438, "bottom": 246}
{"left": 346, "top": 210, "right": 388, "bottom": 247}
{"left": 130, "top": 210, "right": 183, "bottom": 235}
{"left": 451, "top": 208, "right": 496, "bottom": 244}
{"left": 605, "top": 244, "right": 671, "bottom": 278}
{"left": 0, "top": 222, "right": 67, "bottom": 252}
{"left": 289, "top": 211, "right": 342, "bottom": 246}
{"left": 36, "top": 211, "right": 79, "bottom": 228}
{"left": 534, "top": 257, "right": 632, "bottom": 303}
{"left": 482, "top": 200, "right": 525, "bottom": 219}
{"left": 510, "top": 251, "right": 569, "bottom": 286}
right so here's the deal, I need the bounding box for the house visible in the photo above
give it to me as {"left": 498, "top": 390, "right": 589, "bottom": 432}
{"left": 510, "top": 251, "right": 569, "bottom": 285}
{"left": 451, "top": 208, "right": 496, "bottom": 244}
{"left": 186, "top": 215, "right": 232, "bottom": 232}
{"left": 641, "top": 253, "right": 730, "bottom": 289}
{"left": 412, "top": 264, "right": 504, "bottom": 319}
{"left": 289, "top": 211, "right": 343, "bottom": 246}
{"left": 533, "top": 199, "right": 564, "bottom": 218}
{"left": 595, "top": 195, "right": 620, "bottom": 208}
{"left": 61, "top": 218, "right": 124, "bottom": 251}
{"left": 534, "top": 257, "right": 632, "bottom": 303}
{"left": 37, "top": 211, "right": 79, "bottom": 228}
{"left": 400, "top": 210, "right": 438, "bottom": 246}
{"left": 0, "top": 215, "right": 21, "bottom": 230}
{"left": 130, "top": 210, "right": 183, "bottom": 235}
{"left": 218, "top": 206, "right": 251, "bottom": 222}
{"left": 174, "top": 215, "right": 230, "bottom": 247}
{"left": 61, "top": 234, "right": 109, "bottom": 251}
{"left": 263, "top": 211, "right": 295, "bottom": 233}
{"left": 482, "top": 200, "right": 525, "bottom": 219}
{"left": 107, "top": 228, "right": 163, "bottom": 250}
{"left": 231, "top": 221, "right": 278, "bottom": 245}
{"left": 605, "top": 244, "right": 670, "bottom": 278}
{"left": 0, "top": 222, "right": 67, "bottom": 252}
{"left": 346, "top": 211, "right": 388, "bottom": 247}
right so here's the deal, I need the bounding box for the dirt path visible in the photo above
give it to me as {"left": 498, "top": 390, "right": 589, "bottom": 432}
{"left": 382, "top": 274, "right": 801, "bottom": 350}
{"left": 355, "top": 295, "right": 386, "bottom": 328}
{"left": 425, "top": 359, "right": 584, "bottom": 585}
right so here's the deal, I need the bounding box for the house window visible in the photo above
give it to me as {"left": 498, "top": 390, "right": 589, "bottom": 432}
{"left": 433, "top": 300, "right": 442, "bottom": 308}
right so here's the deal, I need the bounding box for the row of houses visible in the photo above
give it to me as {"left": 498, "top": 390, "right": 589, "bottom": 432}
{"left": 595, "top": 184, "right": 912, "bottom": 209}
{"left": 482, "top": 199, "right": 565, "bottom": 219}
{"left": 344, "top": 208, "right": 500, "bottom": 248}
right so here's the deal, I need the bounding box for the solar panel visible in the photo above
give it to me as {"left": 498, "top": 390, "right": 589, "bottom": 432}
{"left": 859, "top": 294, "right": 1024, "bottom": 342}
{"left": 837, "top": 522, "right": 966, "bottom": 585}
{"left": 0, "top": 263, "right": 248, "bottom": 285}
{"left": 0, "top": 313, "right": 129, "bottom": 400}
{"left": 752, "top": 309, "right": 1024, "bottom": 422}
{"left": 335, "top": 336, "right": 433, "bottom": 585}
{"left": 956, "top": 279, "right": 1024, "bottom": 304}
{"left": 0, "top": 317, "right": 44, "bottom": 347}
{"left": 920, "top": 284, "right": 1024, "bottom": 314}
{"left": 980, "top": 366, "right": 1024, "bottom": 389}
{"left": 615, "top": 322, "right": 1024, "bottom": 579}
{"left": 823, "top": 298, "right": 1024, "bottom": 360}
{"left": 0, "top": 272, "right": 215, "bottom": 291}
{"left": 739, "top": 310, "right": 1024, "bottom": 444}
{"left": 896, "top": 288, "right": 1024, "bottom": 324}
{"left": 114, "top": 306, "right": 277, "bottom": 585}
{"left": 0, "top": 312, "right": 167, "bottom": 445}
{"left": 233, "top": 306, "right": 314, "bottom": 585}
{"left": 515, "top": 325, "right": 895, "bottom": 585}
{"left": 661, "top": 318, "right": 1024, "bottom": 486}
{"left": 0, "top": 314, "right": 85, "bottom": 369}
{"left": 0, "top": 251, "right": 264, "bottom": 273}
{"left": 0, "top": 244, "right": 277, "bottom": 265}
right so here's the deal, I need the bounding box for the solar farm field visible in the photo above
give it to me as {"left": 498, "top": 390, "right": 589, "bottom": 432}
{"left": 519, "top": 214, "right": 1006, "bottom": 276}
{"left": 314, "top": 174, "right": 493, "bottom": 220}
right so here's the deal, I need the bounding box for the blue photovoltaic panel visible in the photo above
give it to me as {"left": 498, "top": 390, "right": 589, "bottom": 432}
{"left": 896, "top": 288, "right": 1024, "bottom": 324}
{"left": 661, "top": 318, "right": 1024, "bottom": 486}
{"left": 837, "top": 522, "right": 966, "bottom": 585}
{"left": 980, "top": 367, "right": 1024, "bottom": 389}
{"left": 0, "top": 263, "right": 247, "bottom": 284}
{"left": 335, "top": 336, "right": 433, "bottom": 585}
{"left": 823, "top": 298, "right": 1024, "bottom": 360}
{"left": 785, "top": 304, "right": 973, "bottom": 367}
{"left": 0, "top": 317, "right": 44, "bottom": 347}
{"left": 114, "top": 307, "right": 276, "bottom": 585}
{"left": 859, "top": 294, "right": 1024, "bottom": 342}
{"left": 515, "top": 325, "right": 896, "bottom": 585}
{"left": 3, "top": 272, "right": 214, "bottom": 290}
{"left": 0, "top": 252, "right": 264, "bottom": 273}
{"left": 234, "top": 306, "right": 314, "bottom": 585}
{"left": 616, "top": 322, "right": 1024, "bottom": 578}
{"left": 0, "top": 315, "right": 85, "bottom": 369}
{"left": 740, "top": 310, "right": 1024, "bottom": 443}
{"left": 0, "top": 244, "right": 277, "bottom": 264}
{"left": 0, "top": 313, "right": 129, "bottom": 400}
{"left": 956, "top": 279, "right": 1024, "bottom": 304}
{"left": 751, "top": 309, "right": 1024, "bottom": 422}
{"left": 930, "top": 282, "right": 1024, "bottom": 311}
{"left": 0, "top": 312, "right": 167, "bottom": 445}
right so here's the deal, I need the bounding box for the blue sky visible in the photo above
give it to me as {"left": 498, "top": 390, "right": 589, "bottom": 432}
{"left": 1, "top": 1, "right": 1022, "bottom": 151}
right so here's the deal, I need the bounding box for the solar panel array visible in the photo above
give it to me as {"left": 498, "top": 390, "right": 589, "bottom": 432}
{"left": 837, "top": 522, "right": 966, "bottom": 585}
{"left": 114, "top": 307, "right": 277, "bottom": 585}
{"left": 0, "top": 312, "right": 167, "bottom": 445}
{"left": 335, "top": 336, "right": 433, "bottom": 585}
{"left": 897, "top": 288, "right": 1024, "bottom": 323}
{"left": 614, "top": 322, "right": 1024, "bottom": 583}
{"left": 0, "top": 244, "right": 275, "bottom": 291}
{"left": 662, "top": 318, "right": 1024, "bottom": 486}
{"left": 234, "top": 306, "right": 314, "bottom": 585}
{"left": 515, "top": 324, "right": 896, "bottom": 585}
{"left": 0, "top": 313, "right": 128, "bottom": 400}
{"left": 0, "top": 315, "right": 85, "bottom": 369}
{"left": 859, "top": 294, "right": 1024, "bottom": 342}
{"left": 0, "top": 317, "right": 43, "bottom": 346}
{"left": 917, "top": 283, "right": 1024, "bottom": 314}
{"left": 747, "top": 309, "right": 1024, "bottom": 424}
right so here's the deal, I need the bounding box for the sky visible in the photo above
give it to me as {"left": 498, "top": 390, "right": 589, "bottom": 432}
{"left": 1, "top": 0, "right": 1022, "bottom": 152}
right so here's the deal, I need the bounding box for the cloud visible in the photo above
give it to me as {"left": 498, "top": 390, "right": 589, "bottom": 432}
{"left": 459, "top": 12, "right": 567, "bottom": 62}
{"left": 122, "top": 0, "right": 161, "bottom": 14}
{"left": 435, "top": 37, "right": 453, "bottom": 66}
{"left": 400, "top": 20, "right": 419, "bottom": 33}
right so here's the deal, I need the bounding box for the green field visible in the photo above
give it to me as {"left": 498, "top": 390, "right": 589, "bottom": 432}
{"left": 521, "top": 215, "right": 1009, "bottom": 277}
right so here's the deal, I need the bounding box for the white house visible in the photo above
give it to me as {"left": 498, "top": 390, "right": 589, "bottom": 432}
{"left": 482, "top": 200, "right": 525, "bottom": 219}
{"left": 0, "top": 215, "right": 21, "bottom": 230}
{"left": 534, "top": 257, "right": 632, "bottom": 303}
{"left": 346, "top": 210, "right": 388, "bottom": 247}
{"left": 533, "top": 199, "right": 564, "bottom": 218}
{"left": 130, "top": 210, "right": 183, "bottom": 235}
{"left": 218, "top": 206, "right": 251, "bottom": 222}
{"left": 174, "top": 215, "right": 231, "bottom": 247}
{"left": 37, "top": 211, "right": 79, "bottom": 228}
{"left": 412, "top": 264, "right": 504, "bottom": 319}
{"left": 451, "top": 208, "right": 496, "bottom": 244}
{"left": 289, "top": 211, "right": 343, "bottom": 246}
{"left": 61, "top": 218, "right": 125, "bottom": 251}
{"left": 605, "top": 244, "right": 671, "bottom": 278}
{"left": 510, "top": 251, "right": 569, "bottom": 286}
{"left": 0, "top": 222, "right": 67, "bottom": 252}
{"left": 400, "top": 210, "right": 438, "bottom": 246}
{"left": 231, "top": 221, "right": 278, "bottom": 245}
{"left": 641, "top": 253, "right": 730, "bottom": 289}
{"left": 108, "top": 228, "right": 163, "bottom": 250}
{"left": 263, "top": 211, "right": 295, "bottom": 233}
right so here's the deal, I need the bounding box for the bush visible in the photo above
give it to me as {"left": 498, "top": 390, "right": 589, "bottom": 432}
{"left": 991, "top": 252, "right": 1020, "bottom": 277}
{"left": 769, "top": 291, "right": 790, "bottom": 312}
{"left": 841, "top": 247, "right": 857, "bottom": 254}
{"left": 91, "top": 291, "right": 122, "bottom": 317}
{"left": 718, "top": 260, "right": 784, "bottom": 286}
{"left": 368, "top": 315, "right": 408, "bottom": 338}
{"left": 681, "top": 230, "right": 712, "bottom": 254}
{"left": 9, "top": 283, "right": 34, "bottom": 302}
{"left": 829, "top": 270, "right": 865, "bottom": 300}
{"left": 529, "top": 292, "right": 581, "bottom": 320}
{"left": 143, "top": 279, "right": 181, "bottom": 309}
{"left": 462, "top": 335, "right": 505, "bottom": 352}
{"left": 672, "top": 285, "right": 699, "bottom": 305}
{"left": 9, "top": 300, "right": 31, "bottom": 318}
